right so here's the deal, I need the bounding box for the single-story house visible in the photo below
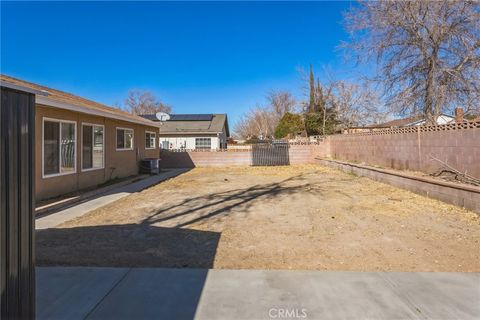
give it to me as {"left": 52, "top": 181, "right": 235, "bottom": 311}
{"left": 140, "top": 113, "right": 230, "bottom": 150}
{"left": 344, "top": 112, "right": 458, "bottom": 134}
{"left": 1, "top": 74, "right": 161, "bottom": 201}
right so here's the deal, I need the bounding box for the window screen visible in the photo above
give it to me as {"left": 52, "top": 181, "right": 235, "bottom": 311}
{"left": 43, "top": 119, "right": 76, "bottom": 176}
{"left": 44, "top": 121, "right": 60, "bottom": 175}
{"left": 93, "top": 126, "right": 104, "bottom": 167}
{"left": 83, "top": 124, "right": 104, "bottom": 170}
{"left": 195, "top": 138, "right": 211, "bottom": 150}
{"left": 145, "top": 132, "right": 156, "bottom": 149}
{"left": 82, "top": 125, "right": 93, "bottom": 169}
{"left": 116, "top": 128, "right": 134, "bottom": 150}
{"left": 117, "top": 129, "right": 125, "bottom": 149}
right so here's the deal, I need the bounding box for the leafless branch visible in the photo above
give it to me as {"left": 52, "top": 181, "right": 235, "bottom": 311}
{"left": 342, "top": 1, "right": 480, "bottom": 122}
{"left": 430, "top": 154, "right": 480, "bottom": 186}
{"left": 123, "top": 89, "right": 172, "bottom": 115}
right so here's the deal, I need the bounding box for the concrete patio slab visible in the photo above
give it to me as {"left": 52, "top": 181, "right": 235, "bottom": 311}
{"left": 381, "top": 272, "right": 480, "bottom": 320}
{"left": 36, "top": 267, "right": 129, "bottom": 320}
{"left": 36, "top": 267, "right": 480, "bottom": 320}
{"left": 196, "top": 270, "right": 420, "bottom": 320}
{"left": 87, "top": 268, "right": 209, "bottom": 320}
{"left": 35, "top": 168, "right": 189, "bottom": 230}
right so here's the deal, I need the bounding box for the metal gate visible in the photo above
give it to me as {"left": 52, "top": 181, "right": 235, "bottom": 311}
{"left": 251, "top": 141, "right": 290, "bottom": 166}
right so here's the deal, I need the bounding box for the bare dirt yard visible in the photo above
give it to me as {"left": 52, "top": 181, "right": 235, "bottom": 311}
{"left": 37, "top": 165, "right": 480, "bottom": 272}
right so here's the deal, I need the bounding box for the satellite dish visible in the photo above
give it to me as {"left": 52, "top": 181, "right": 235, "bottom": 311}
{"left": 156, "top": 112, "right": 170, "bottom": 122}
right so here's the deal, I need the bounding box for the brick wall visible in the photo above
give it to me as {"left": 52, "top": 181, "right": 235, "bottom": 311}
{"left": 159, "top": 143, "right": 328, "bottom": 168}
{"left": 328, "top": 122, "right": 480, "bottom": 178}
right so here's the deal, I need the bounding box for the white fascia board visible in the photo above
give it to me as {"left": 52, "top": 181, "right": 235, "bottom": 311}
{"left": 36, "top": 96, "right": 161, "bottom": 128}
{"left": 1, "top": 81, "right": 49, "bottom": 96}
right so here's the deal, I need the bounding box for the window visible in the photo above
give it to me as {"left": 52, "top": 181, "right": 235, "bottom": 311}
{"left": 43, "top": 118, "right": 76, "bottom": 177}
{"left": 195, "top": 138, "right": 211, "bottom": 150}
{"left": 116, "top": 128, "right": 134, "bottom": 150}
{"left": 161, "top": 140, "right": 170, "bottom": 150}
{"left": 82, "top": 124, "right": 104, "bottom": 171}
{"left": 145, "top": 131, "right": 156, "bottom": 149}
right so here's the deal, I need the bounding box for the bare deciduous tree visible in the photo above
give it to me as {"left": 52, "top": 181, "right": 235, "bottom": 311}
{"left": 123, "top": 89, "right": 172, "bottom": 115}
{"left": 330, "top": 80, "right": 388, "bottom": 129}
{"left": 234, "top": 90, "right": 297, "bottom": 139}
{"left": 234, "top": 107, "right": 274, "bottom": 139}
{"left": 342, "top": 1, "right": 480, "bottom": 122}
{"left": 267, "top": 91, "right": 297, "bottom": 120}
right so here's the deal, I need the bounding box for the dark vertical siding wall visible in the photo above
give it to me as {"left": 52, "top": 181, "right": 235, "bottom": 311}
{"left": 0, "top": 87, "right": 36, "bottom": 319}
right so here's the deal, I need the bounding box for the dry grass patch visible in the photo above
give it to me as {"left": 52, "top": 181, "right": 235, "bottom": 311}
{"left": 37, "top": 165, "right": 480, "bottom": 271}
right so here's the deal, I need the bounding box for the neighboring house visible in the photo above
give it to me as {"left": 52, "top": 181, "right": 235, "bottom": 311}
{"left": 1, "top": 74, "right": 161, "bottom": 201}
{"left": 344, "top": 113, "right": 457, "bottom": 134}
{"left": 379, "top": 113, "right": 455, "bottom": 127}
{"left": 141, "top": 113, "right": 230, "bottom": 150}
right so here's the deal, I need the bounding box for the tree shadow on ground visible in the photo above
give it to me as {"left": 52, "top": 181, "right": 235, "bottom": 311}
{"left": 142, "top": 174, "right": 323, "bottom": 228}
{"left": 36, "top": 173, "right": 358, "bottom": 268}
{"left": 36, "top": 224, "right": 220, "bottom": 268}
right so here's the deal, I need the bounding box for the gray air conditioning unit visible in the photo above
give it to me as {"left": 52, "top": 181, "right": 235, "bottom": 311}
{"left": 139, "top": 158, "right": 160, "bottom": 175}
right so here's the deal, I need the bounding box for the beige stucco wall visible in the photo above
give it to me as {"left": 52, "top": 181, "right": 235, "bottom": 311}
{"left": 36, "top": 104, "right": 160, "bottom": 201}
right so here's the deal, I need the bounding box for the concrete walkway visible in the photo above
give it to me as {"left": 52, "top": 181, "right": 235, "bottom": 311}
{"left": 36, "top": 168, "right": 189, "bottom": 229}
{"left": 37, "top": 267, "right": 480, "bottom": 320}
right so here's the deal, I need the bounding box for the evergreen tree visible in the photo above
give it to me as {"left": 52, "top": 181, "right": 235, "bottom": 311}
{"left": 309, "top": 65, "right": 315, "bottom": 112}
{"left": 315, "top": 78, "right": 325, "bottom": 113}
{"left": 274, "top": 112, "right": 304, "bottom": 139}
{"left": 304, "top": 78, "right": 338, "bottom": 136}
{"left": 304, "top": 113, "right": 322, "bottom": 136}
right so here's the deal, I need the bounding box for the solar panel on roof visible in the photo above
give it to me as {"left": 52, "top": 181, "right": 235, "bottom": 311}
{"left": 138, "top": 114, "right": 159, "bottom": 121}
{"left": 169, "top": 114, "right": 213, "bottom": 121}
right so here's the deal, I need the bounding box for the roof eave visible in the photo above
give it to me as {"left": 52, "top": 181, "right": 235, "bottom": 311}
{"left": 1, "top": 80, "right": 49, "bottom": 96}
{"left": 36, "top": 96, "right": 161, "bottom": 128}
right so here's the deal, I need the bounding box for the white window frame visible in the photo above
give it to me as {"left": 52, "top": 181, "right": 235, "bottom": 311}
{"left": 42, "top": 117, "right": 77, "bottom": 179}
{"left": 195, "top": 137, "right": 212, "bottom": 150}
{"left": 116, "top": 127, "right": 134, "bottom": 151}
{"left": 81, "top": 123, "right": 105, "bottom": 172}
{"left": 145, "top": 131, "right": 156, "bottom": 150}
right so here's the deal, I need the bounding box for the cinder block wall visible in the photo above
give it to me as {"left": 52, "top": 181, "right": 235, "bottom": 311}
{"left": 289, "top": 144, "right": 329, "bottom": 164}
{"left": 159, "top": 150, "right": 251, "bottom": 168}
{"left": 159, "top": 144, "right": 328, "bottom": 168}
{"left": 328, "top": 124, "right": 480, "bottom": 178}
{"left": 159, "top": 125, "right": 479, "bottom": 177}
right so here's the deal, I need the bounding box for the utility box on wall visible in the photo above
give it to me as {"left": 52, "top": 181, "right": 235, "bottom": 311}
{"left": 0, "top": 84, "right": 36, "bottom": 319}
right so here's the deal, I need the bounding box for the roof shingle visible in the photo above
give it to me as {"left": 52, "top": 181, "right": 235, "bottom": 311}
{"left": 143, "top": 113, "right": 229, "bottom": 136}
{"left": 1, "top": 74, "right": 158, "bottom": 127}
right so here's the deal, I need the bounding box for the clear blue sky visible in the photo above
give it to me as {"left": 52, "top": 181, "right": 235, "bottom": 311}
{"left": 1, "top": 1, "right": 355, "bottom": 126}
